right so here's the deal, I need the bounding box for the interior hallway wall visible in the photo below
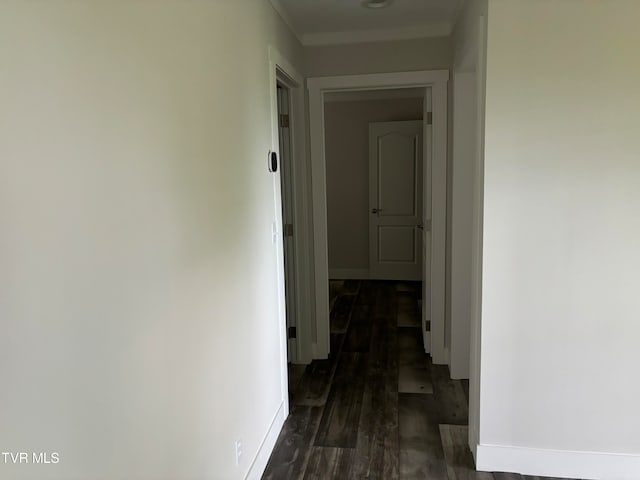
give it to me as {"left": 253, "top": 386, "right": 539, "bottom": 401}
{"left": 304, "top": 36, "right": 451, "bottom": 76}
{"left": 324, "top": 97, "right": 423, "bottom": 276}
{"left": 0, "top": 1, "right": 302, "bottom": 479}
{"left": 479, "top": 0, "right": 640, "bottom": 477}
{"left": 450, "top": 0, "right": 488, "bottom": 452}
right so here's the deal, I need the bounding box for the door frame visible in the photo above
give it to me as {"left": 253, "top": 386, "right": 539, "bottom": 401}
{"left": 276, "top": 83, "right": 298, "bottom": 363}
{"left": 268, "top": 46, "right": 312, "bottom": 412}
{"left": 307, "top": 70, "right": 449, "bottom": 362}
{"left": 450, "top": 51, "right": 478, "bottom": 380}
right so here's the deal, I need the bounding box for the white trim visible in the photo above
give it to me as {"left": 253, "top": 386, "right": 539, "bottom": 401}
{"left": 423, "top": 331, "right": 431, "bottom": 354}
{"left": 429, "top": 78, "right": 448, "bottom": 365}
{"left": 475, "top": 443, "right": 640, "bottom": 480}
{"left": 267, "top": 0, "right": 302, "bottom": 45}
{"left": 310, "top": 342, "right": 321, "bottom": 359}
{"left": 329, "top": 268, "right": 370, "bottom": 280}
{"left": 422, "top": 90, "right": 433, "bottom": 356}
{"left": 267, "top": 48, "right": 289, "bottom": 440}
{"left": 307, "top": 70, "right": 449, "bottom": 92}
{"left": 269, "top": 47, "right": 313, "bottom": 364}
{"left": 308, "top": 70, "right": 449, "bottom": 360}
{"left": 302, "top": 23, "right": 451, "bottom": 46}
{"left": 449, "top": 22, "right": 479, "bottom": 380}
{"left": 468, "top": 14, "right": 488, "bottom": 463}
{"left": 308, "top": 86, "right": 331, "bottom": 359}
{"left": 245, "top": 401, "right": 286, "bottom": 480}
{"left": 265, "top": 46, "right": 312, "bottom": 418}
{"left": 286, "top": 67, "right": 312, "bottom": 361}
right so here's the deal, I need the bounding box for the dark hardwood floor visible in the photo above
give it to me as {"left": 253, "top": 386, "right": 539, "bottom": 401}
{"left": 264, "top": 280, "right": 579, "bottom": 480}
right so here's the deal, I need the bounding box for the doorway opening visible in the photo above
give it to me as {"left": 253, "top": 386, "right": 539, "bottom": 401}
{"left": 268, "top": 47, "right": 313, "bottom": 427}
{"left": 275, "top": 81, "right": 308, "bottom": 398}
{"left": 324, "top": 89, "right": 425, "bottom": 284}
{"left": 323, "top": 88, "right": 429, "bottom": 359}
{"left": 276, "top": 83, "right": 297, "bottom": 363}
{"left": 306, "top": 70, "right": 449, "bottom": 364}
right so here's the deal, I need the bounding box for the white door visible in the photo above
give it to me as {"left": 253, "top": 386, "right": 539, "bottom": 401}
{"left": 369, "top": 121, "right": 423, "bottom": 281}
{"left": 277, "top": 85, "right": 297, "bottom": 362}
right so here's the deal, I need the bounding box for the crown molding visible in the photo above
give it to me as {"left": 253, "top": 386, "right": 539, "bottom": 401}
{"left": 268, "top": 0, "right": 303, "bottom": 45}
{"left": 302, "top": 23, "right": 452, "bottom": 47}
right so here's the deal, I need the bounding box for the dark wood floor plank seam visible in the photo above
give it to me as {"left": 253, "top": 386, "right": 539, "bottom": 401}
{"left": 303, "top": 446, "right": 355, "bottom": 480}
{"left": 262, "top": 405, "right": 323, "bottom": 480}
{"left": 431, "top": 363, "right": 469, "bottom": 425}
{"left": 314, "top": 352, "right": 368, "bottom": 448}
{"left": 492, "top": 473, "right": 524, "bottom": 480}
{"left": 330, "top": 293, "right": 357, "bottom": 334}
{"left": 353, "top": 372, "right": 400, "bottom": 479}
{"left": 399, "top": 393, "right": 448, "bottom": 479}
{"left": 291, "top": 333, "right": 345, "bottom": 407}
{"left": 440, "top": 424, "right": 495, "bottom": 480}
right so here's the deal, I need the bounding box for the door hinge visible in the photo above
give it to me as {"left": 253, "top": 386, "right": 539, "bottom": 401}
{"left": 425, "top": 320, "right": 431, "bottom": 332}
{"left": 279, "top": 114, "right": 290, "bottom": 128}
{"left": 288, "top": 327, "right": 297, "bottom": 339}
{"left": 426, "top": 112, "right": 433, "bottom": 125}
{"left": 283, "top": 223, "right": 294, "bottom": 237}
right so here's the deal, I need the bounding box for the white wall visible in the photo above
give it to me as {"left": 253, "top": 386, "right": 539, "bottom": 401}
{"left": 451, "top": 0, "right": 488, "bottom": 456}
{"left": 0, "top": 1, "right": 302, "bottom": 479}
{"left": 304, "top": 36, "right": 451, "bottom": 77}
{"left": 450, "top": 69, "right": 477, "bottom": 380}
{"left": 478, "top": 0, "right": 640, "bottom": 477}
{"left": 324, "top": 97, "right": 423, "bottom": 276}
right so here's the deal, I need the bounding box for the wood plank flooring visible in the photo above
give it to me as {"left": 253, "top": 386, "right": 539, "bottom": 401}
{"left": 264, "top": 280, "right": 581, "bottom": 480}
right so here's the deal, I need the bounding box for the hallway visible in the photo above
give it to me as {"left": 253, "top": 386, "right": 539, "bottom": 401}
{"left": 263, "top": 280, "right": 576, "bottom": 480}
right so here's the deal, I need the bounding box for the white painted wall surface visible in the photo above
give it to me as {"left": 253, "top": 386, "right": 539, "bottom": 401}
{"left": 304, "top": 36, "right": 451, "bottom": 77}
{"left": 450, "top": 70, "right": 476, "bottom": 380}
{"left": 451, "top": 0, "right": 488, "bottom": 458}
{"left": 0, "top": 1, "right": 302, "bottom": 479}
{"left": 478, "top": 0, "right": 640, "bottom": 477}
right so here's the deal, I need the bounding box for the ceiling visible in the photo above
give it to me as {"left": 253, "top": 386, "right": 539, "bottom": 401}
{"left": 271, "top": 0, "right": 464, "bottom": 46}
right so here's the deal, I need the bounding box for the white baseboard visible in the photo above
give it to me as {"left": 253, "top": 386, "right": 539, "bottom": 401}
{"left": 423, "top": 331, "right": 431, "bottom": 354}
{"left": 431, "top": 346, "right": 448, "bottom": 365}
{"left": 311, "top": 342, "right": 326, "bottom": 360}
{"left": 328, "top": 268, "right": 370, "bottom": 280}
{"left": 476, "top": 443, "right": 640, "bottom": 480}
{"left": 245, "top": 401, "right": 286, "bottom": 480}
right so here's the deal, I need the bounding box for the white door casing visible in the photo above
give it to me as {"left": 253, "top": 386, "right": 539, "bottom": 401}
{"left": 307, "top": 70, "right": 449, "bottom": 362}
{"left": 264, "top": 48, "right": 310, "bottom": 467}
{"left": 256, "top": 43, "right": 314, "bottom": 480}
{"left": 422, "top": 89, "right": 433, "bottom": 354}
{"left": 369, "top": 121, "right": 423, "bottom": 281}
{"left": 276, "top": 85, "right": 297, "bottom": 363}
